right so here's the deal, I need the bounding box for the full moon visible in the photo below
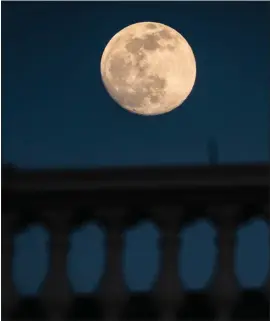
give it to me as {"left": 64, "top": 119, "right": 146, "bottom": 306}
{"left": 100, "top": 22, "right": 196, "bottom": 116}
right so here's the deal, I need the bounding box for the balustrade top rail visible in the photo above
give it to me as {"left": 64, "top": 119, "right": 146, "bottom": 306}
{"left": 2, "top": 163, "right": 269, "bottom": 192}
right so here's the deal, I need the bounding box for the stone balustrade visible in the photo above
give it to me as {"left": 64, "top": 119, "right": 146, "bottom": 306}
{"left": 2, "top": 163, "right": 269, "bottom": 321}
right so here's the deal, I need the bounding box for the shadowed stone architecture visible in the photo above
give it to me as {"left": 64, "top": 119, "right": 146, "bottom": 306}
{"left": 2, "top": 163, "right": 270, "bottom": 321}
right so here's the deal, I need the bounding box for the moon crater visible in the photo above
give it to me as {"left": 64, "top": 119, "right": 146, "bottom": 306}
{"left": 101, "top": 22, "right": 196, "bottom": 115}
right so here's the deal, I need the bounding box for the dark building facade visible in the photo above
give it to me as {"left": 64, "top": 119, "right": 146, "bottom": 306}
{"left": 2, "top": 163, "right": 269, "bottom": 321}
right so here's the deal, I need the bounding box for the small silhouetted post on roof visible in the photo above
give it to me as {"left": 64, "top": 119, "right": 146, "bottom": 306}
{"left": 207, "top": 137, "right": 219, "bottom": 165}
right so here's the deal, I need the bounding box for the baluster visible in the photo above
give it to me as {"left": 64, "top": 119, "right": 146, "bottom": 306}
{"left": 2, "top": 212, "right": 19, "bottom": 321}
{"left": 153, "top": 206, "right": 184, "bottom": 321}
{"left": 209, "top": 205, "right": 240, "bottom": 320}
{"left": 97, "top": 207, "right": 127, "bottom": 321}
{"left": 264, "top": 211, "right": 270, "bottom": 302}
{"left": 40, "top": 211, "right": 73, "bottom": 321}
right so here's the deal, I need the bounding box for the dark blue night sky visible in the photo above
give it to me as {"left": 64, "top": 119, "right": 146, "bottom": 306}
{"left": 2, "top": 1, "right": 269, "bottom": 295}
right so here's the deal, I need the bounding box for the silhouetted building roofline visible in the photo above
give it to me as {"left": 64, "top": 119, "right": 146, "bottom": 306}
{"left": 2, "top": 162, "right": 269, "bottom": 192}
